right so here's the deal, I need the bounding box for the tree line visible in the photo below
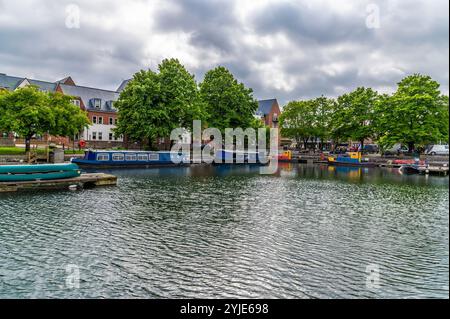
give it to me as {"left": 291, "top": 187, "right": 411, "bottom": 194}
{"left": 279, "top": 74, "right": 449, "bottom": 153}
{"left": 114, "top": 59, "right": 262, "bottom": 149}
{"left": 0, "top": 86, "right": 90, "bottom": 152}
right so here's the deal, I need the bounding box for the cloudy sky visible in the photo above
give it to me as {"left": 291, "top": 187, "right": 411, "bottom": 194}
{"left": 0, "top": 0, "right": 448, "bottom": 105}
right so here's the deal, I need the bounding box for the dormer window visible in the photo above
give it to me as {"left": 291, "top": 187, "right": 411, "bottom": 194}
{"left": 91, "top": 98, "right": 102, "bottom": 109}
{"left": 71, "top": 99, "right": 80, "bottom": 107}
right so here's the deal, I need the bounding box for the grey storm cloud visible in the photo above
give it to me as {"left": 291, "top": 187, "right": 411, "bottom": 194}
{"left": 250, "top": 1, "right": 375, "bottom": 45}
{"left": 153, "top": 0, "right": 238, "bottom": 53}
{"left": 0, "top": 0, "right": 448, "bottom": 106}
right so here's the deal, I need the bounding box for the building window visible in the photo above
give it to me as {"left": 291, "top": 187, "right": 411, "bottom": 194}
{"left": 109, "top": 101, "right": 115, "bottom": 109}
{"left": 109, "top": 117, "right": 114, "bottom": 125}
{"left": 273, "top": 113, "right": 278, "bottom": 122}
{"left": 92, "top": 132, "right": 97, "bottom": 140}
{"left": 109, "top": 133, "right": 113, "bottom": 141}
{"left": 94, "top": 99, "right": 101, "bottom": 109}
{"left": 92, "top": 116, "right": 97, "bottom": 124}
{"left": 71, "top": 99, "right": 80, "bottom": 107}
{"left": 98, "top": 132, "right": 103, "bottom": 140}
{"left": 98, "top": 117, "right": 103, "bottom": 125}
{"left": 114, "top": 118, "right": 118, "bottom": 125}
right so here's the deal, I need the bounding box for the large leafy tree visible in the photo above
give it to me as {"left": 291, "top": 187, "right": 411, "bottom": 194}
{"left": 200, "top": 66, "right": 258, "bottom": 132}
{"left": 115, "top": 59, "right": 204, "bottom": 149}
{"left": 333, "top": 87, "right": 379, "bottom": 149}
{"left": 311, "top": 96, "right": 333, "bottom": 150}
{"left": 48, "top": 92, "right": 92, "bottom": 139}
{"left": 0, "top": 86, "right": 89, "bottom": 152}
{"left": 158, "top": 58, "right": 205, "bottom": 130}
{"left": 376, "top": 74, "right": 449, "bottom": 152}
{"left": 279, "top": 100, "right": 316, "bottom": 150}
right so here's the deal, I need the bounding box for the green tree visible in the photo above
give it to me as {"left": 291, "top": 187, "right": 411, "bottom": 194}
{"left": 334, "top": 87, "right": 379, "bottom": 150}
{"left": 311, "top": 96, "right": 333, "bottom": 150}
{"left": 115, "top": 59, "right": 204, "bottom": 149}
{"left": 279, "top": 100, "right": 316, "bottom": 150}
{"left": 48, "top": 92, "right": 92, "bottom": 139}
{"left": 376, "top": 74, "right": 449, "bottom": 152}
{"left": 0, "top": 86, "right": 89, "bottom": 152}
{"left": 158, "top": 58, "right": 205, "bottom": 130}
{"left": 200, "top": 66, "right": 258, "bottom": 132}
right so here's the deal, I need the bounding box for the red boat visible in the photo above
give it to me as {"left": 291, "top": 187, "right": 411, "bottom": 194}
{"left": 392, "top": 159, "right": 425, "bottom": 165}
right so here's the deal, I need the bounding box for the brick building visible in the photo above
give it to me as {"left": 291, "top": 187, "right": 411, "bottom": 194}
{"left": 0, "top": 73, "right": 124, "bottom": 149}
{"left": 256, "top": 99, "right": 281, "bottom": 129}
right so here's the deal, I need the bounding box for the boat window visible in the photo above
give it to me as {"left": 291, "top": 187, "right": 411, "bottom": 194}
{"left": 112, "top": 153, "right": 124, "bottom": 161}
{"left": 97, "top": 153, "right": 110, "bottom": 161}
{"left": 149, "top": 153, "right": 160, "bottom": 161}
{"left": 125, "top": 154, "right": 137, "bottom": 161}
{"left": 138, "top": 154, "right": 149, "bottom": 161}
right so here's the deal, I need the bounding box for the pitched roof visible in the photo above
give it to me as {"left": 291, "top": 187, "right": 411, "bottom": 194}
{"left": 28, "top": 79, "right": 57, "bottom": 92}
{"left": 257, "top": 99, "right": 278, "bottom": 116}
{"left": 59, "top": 84, "right": 119, "bottom": 112}
{"left": 0, "top": 73, "right": 57, "bottom": 91}
{"left": 117, "top": 79, "right": 131, "bottom": 92}
{"left": 0, "top": 74, "right": 24, "bottom": 90}
{"left": 57, "top": 76, "right": 75, "bottom": 85}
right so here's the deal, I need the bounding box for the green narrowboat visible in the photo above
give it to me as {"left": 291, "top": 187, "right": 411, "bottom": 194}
{"left": 0, "top": 163, "right": 81, "bottom": 182}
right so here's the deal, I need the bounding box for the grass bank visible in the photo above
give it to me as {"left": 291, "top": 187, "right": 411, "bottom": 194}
{"left": 0, "top": 147, "right": 85, "bottom": 155}
{"left": 0, "top": 147, "right": 47, "bottom": 155}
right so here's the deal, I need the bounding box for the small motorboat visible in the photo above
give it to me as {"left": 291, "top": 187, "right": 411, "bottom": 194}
{"left": 399, "top": 164, "right": 421, "bottom": 174}
{"left": 327, "top": 152, "right": 377, "bottom": 167}
{"left": 0, "top": 163, "right": 81, "bottom": 182}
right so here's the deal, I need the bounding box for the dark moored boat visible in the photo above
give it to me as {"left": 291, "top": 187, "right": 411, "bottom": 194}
{"left": 399, "top": 164, "right": 421, "bottom": 174}
{"left": 213, "top": 149, "right": 269, "bottom": 165}
{"left": 0, "top": 164, "right": 81, "bottom": 182}
{"left": 71, "top": 150, "right": 190, "bottom": 168}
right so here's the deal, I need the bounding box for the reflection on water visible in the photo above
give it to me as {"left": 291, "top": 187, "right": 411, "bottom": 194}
{"left": 0, "top": 164, "right": 448, "bottom": 299}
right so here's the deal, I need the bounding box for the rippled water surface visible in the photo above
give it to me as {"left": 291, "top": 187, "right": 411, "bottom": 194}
{"left": 0, "top": 164, "right": 448, "bottom": 298}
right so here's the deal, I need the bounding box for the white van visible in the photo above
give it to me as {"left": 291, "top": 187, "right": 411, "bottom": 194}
{"left": 425, "top": 144, "right": 449, "bottom": 156}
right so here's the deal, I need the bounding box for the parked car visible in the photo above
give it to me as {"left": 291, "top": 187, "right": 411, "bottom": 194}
{"left": 330, "top": 145, "right": 348, "bottom": 154}
{"left": 425, "top": 144, "right": 449, "bottom": 156}
{"left": 359, "top": 144, "right": 379, "bottom": 154}
{"left": 382, "top": 143, "right": 409, "bottom": 156}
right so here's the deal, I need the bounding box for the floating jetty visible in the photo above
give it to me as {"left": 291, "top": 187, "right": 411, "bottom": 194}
{"left": 0, "top": 173, "right": 117, "bottom": 193}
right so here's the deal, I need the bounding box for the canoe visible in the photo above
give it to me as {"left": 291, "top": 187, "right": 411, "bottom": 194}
{"left": 0, "top": 164, "right": 81, "bottom": 182}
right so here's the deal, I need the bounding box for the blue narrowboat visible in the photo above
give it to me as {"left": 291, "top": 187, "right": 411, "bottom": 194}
{"left": 0, "top": 163, "right": 81, "bottom": 182}
{"left": 71, "top": 150, "right": 190, "bottom": 168}
{"left": 213, "top": 149, "right": 269, "bottom": 165}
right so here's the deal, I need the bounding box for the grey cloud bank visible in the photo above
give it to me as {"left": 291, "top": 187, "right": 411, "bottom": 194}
{"left": 0, "top": 0, "right": 448, "bottom": 105}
